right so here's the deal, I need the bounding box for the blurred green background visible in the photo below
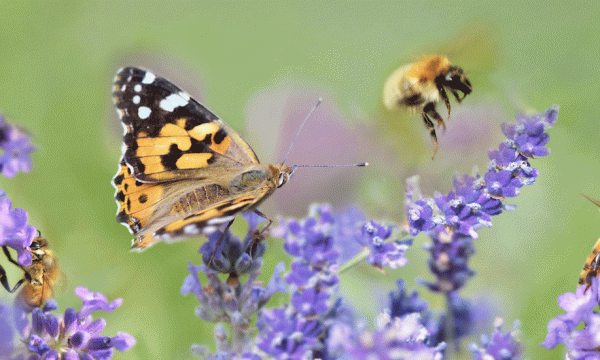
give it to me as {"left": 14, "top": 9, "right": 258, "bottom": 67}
{"left": 1, "top": 1, "right": 599, "bottom": 359}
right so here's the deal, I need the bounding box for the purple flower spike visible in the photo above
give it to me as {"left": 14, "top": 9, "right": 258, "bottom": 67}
{"left": 471, "top": 318, "right": 523, "bottom": 360}
{"left": 406, "top": 106, "right": 558, "bottom": 297}
{"left": 420, "top": 229, "right": 476, "bottom": 294}
{"left": 0, "top": 116, "right": 36, "bottom": 178}
{"left": 541, "top": 277, "right": 600, "bottom": 358}
{"left": 485, "top": 170, "right": 522, "bottom": 198}
{"left": 332, "top": 312, "right": 446, "bottom": 359}
{"left": 1, "top": 288, "right": 135, "bottom": 359}
{"left": 0, "top": 197, "right": 36, "bottom": 267}
{"left": 75, "top": 287, "right": 123, "bottom": 319}
{"left": 198, "top": 213, "right": 267, "bottom": 275}
{"left": 256, "top": 308, "right": 321, "bottom": 358}
{"left": 358, "top": 221, "right": 411, "bottom": 269}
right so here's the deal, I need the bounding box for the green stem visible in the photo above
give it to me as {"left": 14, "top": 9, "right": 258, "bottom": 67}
{"left": 338, "top": 247, "right": 371, "bottom": 274}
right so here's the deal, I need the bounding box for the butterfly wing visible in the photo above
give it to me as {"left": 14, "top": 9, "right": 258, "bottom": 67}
{"left": 111, "top": 68, "right": 289, "bottom": 249}
{"left": 114, "top": 159, "right": 276, "bottom": 250}
{"left": 112, "top": 67, "right": 259, "bottom": 183}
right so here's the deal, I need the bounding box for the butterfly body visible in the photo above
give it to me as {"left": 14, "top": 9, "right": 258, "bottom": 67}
{"left": 112, "top": 67, "right": 292, "bottom": 250}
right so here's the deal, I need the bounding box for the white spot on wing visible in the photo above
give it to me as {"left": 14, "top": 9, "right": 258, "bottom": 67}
{"left": 134, "top": 84, "right": 142, "bottom": 92}
{"left": 179, "top": 91, "right": 190, "bottom": 101}
{"left": 159, "top": 93, "right": 189, "bottom": 112}
{"left": 138, "top": 106, "right": 151, "bottom": 119}
{"left": 159, "top": 99, "right": 176, "bottom": 112}
{"left": 141, "top": 72, "right": 156, "bottom": 84}
{"left": 207, "top": 216, "right": 235, "bottom": 225}
{"left": 132, "top": 95, "right": 140, "bottom": 105}
{"left": 184, "top": 224, "right": 199, "bottom": 235}
{"left": 121, "top": 85, "right": 126, "bottom": 92}
{"left": 203, "top": 226, "right": 217, "bottom": 234}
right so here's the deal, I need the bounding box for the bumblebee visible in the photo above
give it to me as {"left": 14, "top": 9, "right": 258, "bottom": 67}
{"left": 579, "top": 194, "right": 600, "bottom": 290}
{"left": 0, "top": 236, "right": 60, "bottom": 311}
{"left": 383, "top": 55, "right": 472, "bottom": 159}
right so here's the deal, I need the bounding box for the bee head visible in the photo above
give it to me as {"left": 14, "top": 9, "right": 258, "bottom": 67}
{"left": 440, "top": 66, "right": 472, "bottom": 99}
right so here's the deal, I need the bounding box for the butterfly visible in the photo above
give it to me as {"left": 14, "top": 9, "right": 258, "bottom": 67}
{"left": 112, "top": 67, "right": 293, "bottom": 250}
{"left": 578, "top": 193, "right": 600, "bottom": 290}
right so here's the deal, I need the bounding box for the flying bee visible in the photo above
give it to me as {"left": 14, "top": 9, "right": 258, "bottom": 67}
{"left": 0, "top": 236, "right": 60, "bottom": 311}
{"left": 383, "top": 55, "right": 473, "bottom": 159}
{"left": 579, "top": 193, "right": 600, "bottom": 290}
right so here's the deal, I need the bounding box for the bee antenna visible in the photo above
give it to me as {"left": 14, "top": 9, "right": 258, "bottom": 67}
{"left": 282, "top": 98, "right": 322, "bottom": 165}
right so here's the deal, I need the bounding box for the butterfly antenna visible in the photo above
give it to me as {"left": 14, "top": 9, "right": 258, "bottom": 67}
{"left": 282, "top": 98, "right": 322, "bottom": 165}
{"left": 293, "top": 163, "right": 369, "bottom": 168}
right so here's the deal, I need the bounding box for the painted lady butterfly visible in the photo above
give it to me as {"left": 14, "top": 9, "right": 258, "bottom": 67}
{"left": 112, "top": 67, "right": 293, "bottom": 250}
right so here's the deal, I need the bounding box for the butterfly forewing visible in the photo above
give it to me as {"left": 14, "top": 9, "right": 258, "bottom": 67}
{"left": 111, "top": 67, "right": 290, "bottom": 250}
{"left": 112, "top": 67, "right": 259, "bottom": 183}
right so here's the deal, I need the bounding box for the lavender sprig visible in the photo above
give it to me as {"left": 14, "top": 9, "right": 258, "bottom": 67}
{"left": 0, "top": 115, "right": 35, "bottom": 179}
{"left": 541, "top": 277, "right": 600, "bottom": 359}
{"left": 470, "top": 318, "right": 523, "bottom": 360}
{"left": 256, "top": 204, "right": 412, "bottom": 359}
{"left": 328, "top": 312, "right": 446, "bottom": 360}
{"left": 0, "top": 195, "right": 36, "bottom": 267}
{"left": 0, "top": 287, "right": 135, "bottom": 359}
{"left": 405, "top": 106, "right": 558, "bottom": 350}
{"left": 406, "top": 106, "right": 558, "bottom": 294}
{"left": 182, "top": 212, "right": 287, "bottom": 355}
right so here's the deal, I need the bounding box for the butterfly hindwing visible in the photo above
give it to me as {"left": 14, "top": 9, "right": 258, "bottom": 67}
{"left": 112, "top": 67, "right": 259, "bottom": 182}
{"left": 131, "top": 195, "right": 260, "bottom": 250}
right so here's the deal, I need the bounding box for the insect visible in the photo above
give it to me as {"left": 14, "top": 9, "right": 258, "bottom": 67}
{"left": 578, "top": 193, "right": 600, "bottom": 290}
{"left": 112, "top": 67, "right": 365, "bottom": 250}
{"left": 383, "top": 55, "right": 472, "bottom": 159}
{"left": 0, "top": 236, "right": 60, "bottom": 311}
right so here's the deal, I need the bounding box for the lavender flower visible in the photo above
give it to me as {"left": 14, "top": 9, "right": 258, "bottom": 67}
{"left": 256, "top": 204, "right": 412, "bottom": 359}
{"left": 407, "top": 105, "right": 558, "bottom": 238}
{"left": 0, "top": 287, "right": 135, "bottom": 359}
{"left": 0, "top": 115, "right": 35, "bottom": 178}
{"left": 356, "top": 221, "right": 412, "bottom": 270}
{"left": 199, "top": 212, "right": 267, "bottom": 275}
{"left": 0, "top": 196, "right": 36, "bottom": 267}
{"left": 182, "top": 212, "right": 287, "bottom": 355}
{"left": 329, "top": 312, "right": 446, "bottom": 360}
{"left": 541, "top": 277, "right": 600, "bottom": 359}
{"left": 471, "top": 318, "right": 523, "bottom": 360}
{"left": 406, "top": 106, "right": 558, "bottom": 294}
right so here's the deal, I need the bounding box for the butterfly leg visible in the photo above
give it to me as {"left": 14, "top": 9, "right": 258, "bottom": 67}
{"left": 247, "top": 209, "right": 273, "bottom": 257}
{"left": 253, "top": 209, "right": 273, "bottom": 235}
{"left": 207, "top": 219, "right": 235, "bottom": 267}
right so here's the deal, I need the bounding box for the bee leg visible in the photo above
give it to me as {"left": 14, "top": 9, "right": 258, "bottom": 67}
{"left": 2, "top": 246, "right": 21, "bottom": 267}
{"left": 207, "top": 219, "right": 235, "bottom": 267}
{"left": 421, "top": 111, "right": 438, "bottom": 159}
{"left": 0, "top": 264, "right": 25, "bottom": 293}
{"left": 450, "top": 88, "right": 465, "bottom": 103}
{"left": 423, "top": 102, "right": 446, "bottom": 132}
{"left": 437, "top": 84, "right": 452, "bottom": 118}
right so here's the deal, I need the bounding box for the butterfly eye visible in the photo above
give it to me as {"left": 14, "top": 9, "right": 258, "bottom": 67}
{"left": 277, "top": 173, "right": 288, "bottom": 188}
